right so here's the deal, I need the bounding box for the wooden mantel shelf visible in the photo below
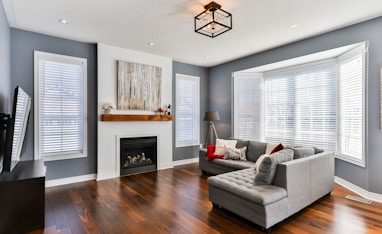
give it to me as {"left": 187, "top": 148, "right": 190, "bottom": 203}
{"left": 102, "top": 114, "right": 173, "bottom": 121}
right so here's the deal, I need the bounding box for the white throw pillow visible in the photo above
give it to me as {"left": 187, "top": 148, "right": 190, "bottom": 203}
{"left": 214, "top": 139, "right": 237, "bottom": 155}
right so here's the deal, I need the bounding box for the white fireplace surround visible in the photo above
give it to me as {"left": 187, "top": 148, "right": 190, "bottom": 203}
{"left": 97, "top": 43, "right": 173, "bottom": 180}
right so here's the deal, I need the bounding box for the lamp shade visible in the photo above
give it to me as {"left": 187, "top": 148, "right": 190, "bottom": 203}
{"left": 203, "top": 111, "right": 220, "bottom": 121}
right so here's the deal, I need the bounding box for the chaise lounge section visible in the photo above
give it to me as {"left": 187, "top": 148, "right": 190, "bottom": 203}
{"left": 201, "top": 139, "right": 335, "bottom": 230}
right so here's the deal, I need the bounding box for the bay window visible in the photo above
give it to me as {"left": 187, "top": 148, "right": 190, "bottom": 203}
{"left": 233, "top": 42, "right": 367, "bottom": 167}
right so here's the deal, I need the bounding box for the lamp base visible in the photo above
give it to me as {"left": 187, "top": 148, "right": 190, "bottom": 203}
{"left": 204, "top": 122, "right": 218, "bottom": 146}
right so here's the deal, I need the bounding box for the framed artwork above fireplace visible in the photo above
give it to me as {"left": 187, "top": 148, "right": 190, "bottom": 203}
{"left": 117, "top": 60, "right": 162, "bottom": 111}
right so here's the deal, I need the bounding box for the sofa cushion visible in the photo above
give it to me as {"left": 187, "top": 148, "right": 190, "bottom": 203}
{"left": 229, "top": 137, "right": 249, "bottom": 149}
{"left": 314, "top": 147, "right": 324, "bottom": 154}
{"left": 289, "top": 147, "right": 315, "bottom": 159}
{"left": 254, "top": 149, "right": 294, "bottom": 185}
{"left": 212, "top": 158, "right": 256, "bottom": 170}
{"left": 215, "top": 139, "right": 237, "bottom": 155}
{"left": 207, "top": 168, "right": 287, "bottom": 205}
{"left": 246, "top": 141, "right": 268, "bottom": 162}
{"left": 224, "top": 146, "right": 247, "bottom": 161}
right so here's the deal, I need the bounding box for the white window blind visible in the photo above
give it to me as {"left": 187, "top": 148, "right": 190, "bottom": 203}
{"left": 175, "top": 74, "right": 200, "bottom": 147}
{"left": 233, "top": 73, "right": 263, "bottom": 140}
{"left": 264, "top": 61, "right": 337, "bottom": 150}
{"left": 338, "top": 49, "right": 365, "bottom": 165}
{"left": 34, "top": 51, "right": 87, "bottom": 161}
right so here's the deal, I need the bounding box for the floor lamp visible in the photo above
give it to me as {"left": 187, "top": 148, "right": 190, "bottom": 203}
{"left": 204, "top": 111, "right": 220, "bottom": 146}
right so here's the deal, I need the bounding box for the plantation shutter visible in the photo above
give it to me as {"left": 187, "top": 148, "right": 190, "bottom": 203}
{"left": 35, "top": 51, "right": 87, "bottom": 160}
{"left": 233, "top": 73, "right": 263, "bottom": 140}
{"left": 175, "top": 74, "right": 200, "bottom": 147}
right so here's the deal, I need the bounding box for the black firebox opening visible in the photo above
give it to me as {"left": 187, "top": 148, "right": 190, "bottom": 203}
{"left": 120, "top": 136, "right": 157, "bottom": 175}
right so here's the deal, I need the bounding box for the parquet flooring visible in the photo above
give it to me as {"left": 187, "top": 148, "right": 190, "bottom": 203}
{"left": 29, "top": 163, "right": 382, "bottom": 234}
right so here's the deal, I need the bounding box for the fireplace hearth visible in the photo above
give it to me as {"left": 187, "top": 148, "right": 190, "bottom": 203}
{"left": 120, "top": 136, "right": 157, "bottom": 175}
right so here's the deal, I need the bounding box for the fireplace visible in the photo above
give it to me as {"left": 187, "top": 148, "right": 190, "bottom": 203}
{"left": 120, "top": 136, "right": 157, "bottom": 175}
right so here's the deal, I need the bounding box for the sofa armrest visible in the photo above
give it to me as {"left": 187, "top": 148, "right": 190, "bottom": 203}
{"left": 199, "top": 148, "right": 207, "bottom": 171}
{"left": 273, "top": 151, "right": 334, "bottom": 216}
{"left": 274, "top": 157, "right": 311, "bottom": 215}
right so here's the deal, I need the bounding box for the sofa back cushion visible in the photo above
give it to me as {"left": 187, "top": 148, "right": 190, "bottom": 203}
{"left": 254, "top": 149, "right": 294, "bottom": 185}
{"left": 246, "top": 141, "right": 268, "bottom": 162}
{"left": 288, "top": 146, "right": 315, "bottom": 159}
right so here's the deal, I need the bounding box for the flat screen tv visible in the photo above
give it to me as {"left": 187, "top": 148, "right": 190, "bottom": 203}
{"left": 1, "top": 86, "right": 31, "bottom": 173}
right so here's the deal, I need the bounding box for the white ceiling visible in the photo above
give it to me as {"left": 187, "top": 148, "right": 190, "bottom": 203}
{"left": 3, "top": 0, "right": 382, "bottom": 67}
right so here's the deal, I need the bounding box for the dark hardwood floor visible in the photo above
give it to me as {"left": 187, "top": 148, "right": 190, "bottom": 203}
{"left": 30, "top": 163, "right": 382, "bottom": 234}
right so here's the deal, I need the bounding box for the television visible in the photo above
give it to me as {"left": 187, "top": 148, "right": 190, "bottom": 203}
{"left": 0, "top": 86, "right": 31, "bottom": 173}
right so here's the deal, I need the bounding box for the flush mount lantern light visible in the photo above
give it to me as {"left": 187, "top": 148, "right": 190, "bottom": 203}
{"left": 194, "top": 1, "right": 232, "bottom": 38}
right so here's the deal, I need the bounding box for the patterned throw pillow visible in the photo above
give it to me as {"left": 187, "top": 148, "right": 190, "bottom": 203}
{"left": 224, "top": 147, "right": 247, "bottom": 161}
{"left": 214, "top": 139, "right": 237, "bottom": 155}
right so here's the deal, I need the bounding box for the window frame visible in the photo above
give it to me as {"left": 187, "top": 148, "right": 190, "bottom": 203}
{"left": 175, "top": 73, "right": 200, "bottom": 148}
{"left": 34, "top": 51, "right": 88, "bottom": 161}
{"left": 336, "top": 45, "right": 367, "bottom": 167}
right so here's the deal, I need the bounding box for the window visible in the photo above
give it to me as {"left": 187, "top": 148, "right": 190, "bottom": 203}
{"left": 264, "top": 61, "right": 337, "bottom": 150}
{"left": 337, "top": 46, "right": 366, "bottom": 166}
{"left": 34, "top": 51, "right": 87, "bottom": 161}
{"left": 233, "top": 73, "right": 263, "bottom": 140}
{"left": 233, "top": 42, "right": 367, "bottom": 167}
{"left": 175, "top": 74, "right": 200, "bottom": 147}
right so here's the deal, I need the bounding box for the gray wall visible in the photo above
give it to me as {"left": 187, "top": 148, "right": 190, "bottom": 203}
{"left": 0, "top": 1, "right": 11, "bottom": 169}
{"left": 172, "top": 61, "right": 209, "bottom": 161}
{"left": 10, "top": 29, "right": 97, "bottom": 180}
{"left": 0, "top": 2, "right": 10, "bottom": 113}
{"left": 209, "top": 16, "right": 382, "bottom": 194}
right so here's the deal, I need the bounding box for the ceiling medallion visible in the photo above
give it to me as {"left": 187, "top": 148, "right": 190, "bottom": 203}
{"left": 194, "top": 1, "right": 232, "bottom": 38}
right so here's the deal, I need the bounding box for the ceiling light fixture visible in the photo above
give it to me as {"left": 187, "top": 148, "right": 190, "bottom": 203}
{"left": 58, "top": 19, "right": 69, "bottom": 24}
{"left": 291, "top": 24, "right": 299, "bottom": 28}
{"left": 194, "top": 1, "right": 232, "bottom": 38}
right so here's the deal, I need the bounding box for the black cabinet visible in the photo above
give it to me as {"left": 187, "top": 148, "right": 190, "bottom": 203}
{"left": 0, "top": 160, "right": 45, "bottom": 233}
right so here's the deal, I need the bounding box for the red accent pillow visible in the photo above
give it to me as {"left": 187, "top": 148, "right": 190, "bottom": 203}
{"left": 270, "top": 143, "right": 284, "bottom": 154}
{"left": 206, "top": 145, "right": 224, "bottom": 161}
{"left": 207, "top": 145, "right": 216, "bottom": 157}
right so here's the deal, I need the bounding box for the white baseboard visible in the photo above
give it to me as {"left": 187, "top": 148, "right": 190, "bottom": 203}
{"left": 47, "top": 159, "right": 199, "bottom": 186}
{"left": 335, "top": 176, "right": 382, "bottom": 203}
{"left": 172, "top": 157, "right": 199, "bottom": 167}
{"left": 46, "top": 174, "right": 97, "bottom": 187}
{"left": 158, "top": 162, "right": 174, "bottom": 170}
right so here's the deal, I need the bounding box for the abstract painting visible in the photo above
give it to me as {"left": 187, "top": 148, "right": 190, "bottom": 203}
{"left": 117, "top": 60, "right": 162, "bottom": 110}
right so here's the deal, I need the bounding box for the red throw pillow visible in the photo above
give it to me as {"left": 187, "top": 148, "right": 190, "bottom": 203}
{"left": 206, "top": 145, "right": 224, "bottom": 161}
{"left": 207, "top": 145, "right": 216, "bottom": 157}
{"left": 270, "top": 143, "right": 284, "bottom": 154}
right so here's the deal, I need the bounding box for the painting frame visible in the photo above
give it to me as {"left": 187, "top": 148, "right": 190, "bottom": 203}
{"left": 117, "top": 60, "right": 162, "bottom": 111}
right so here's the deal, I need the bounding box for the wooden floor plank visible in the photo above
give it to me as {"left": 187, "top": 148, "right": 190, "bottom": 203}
{"left": 28, "top": 163, "right": 382, "bottom": 234}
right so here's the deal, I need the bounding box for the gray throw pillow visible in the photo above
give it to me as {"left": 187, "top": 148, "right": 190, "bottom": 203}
{"left": 254, "top": 149, "right": 294, "bottom": 185}
{"left": 289, "top": 147, "right": 315, "bottom": 159}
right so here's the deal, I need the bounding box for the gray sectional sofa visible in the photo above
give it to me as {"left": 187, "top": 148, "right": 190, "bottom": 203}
{"left": 200, "top": 139, "right": 335, "bottom": 231}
